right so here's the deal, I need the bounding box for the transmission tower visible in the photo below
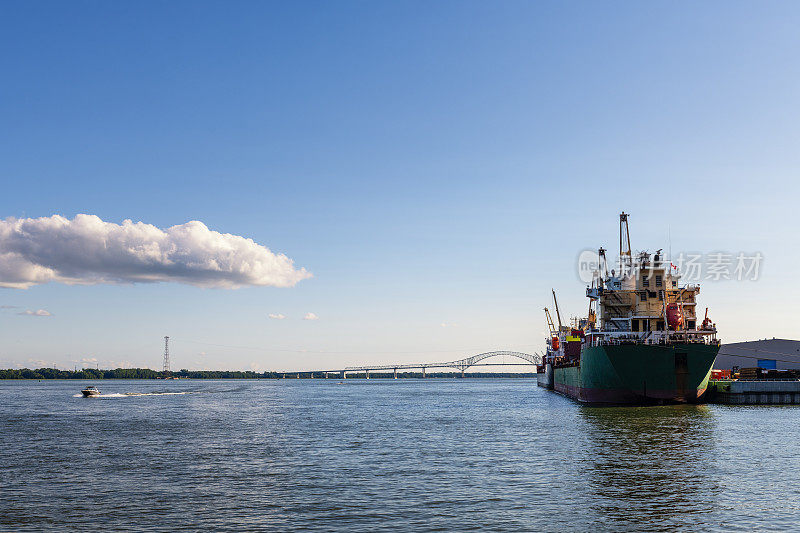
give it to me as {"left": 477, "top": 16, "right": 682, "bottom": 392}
{"left": 163, "top": 336, "right": 170, "bottom": 373}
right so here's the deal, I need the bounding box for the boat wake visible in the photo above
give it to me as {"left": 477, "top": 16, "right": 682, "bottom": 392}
{"left": 73, "top": 391, "right": 198, "bottom": 398}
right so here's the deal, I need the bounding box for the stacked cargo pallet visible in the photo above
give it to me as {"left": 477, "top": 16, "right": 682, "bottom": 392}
{"left": 738, "top": 367, "right": 763, "bottom": 380}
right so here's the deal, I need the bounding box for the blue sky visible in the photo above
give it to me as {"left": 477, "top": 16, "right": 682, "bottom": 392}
{"left": 1, "top": 1, "right": 799, "bottom": 370}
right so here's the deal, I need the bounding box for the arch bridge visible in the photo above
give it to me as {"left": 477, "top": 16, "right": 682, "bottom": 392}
{"left": 324, "top": 350, "right": 542, "bottom": 379}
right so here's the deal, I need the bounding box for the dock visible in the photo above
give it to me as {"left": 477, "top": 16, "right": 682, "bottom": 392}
{"left": 706, "top": 380, "right": 800, "bottom": 405}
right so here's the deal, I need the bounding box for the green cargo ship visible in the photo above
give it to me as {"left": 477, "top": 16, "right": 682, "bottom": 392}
{"left": 537, "top": 213, "right": 720, "bottom": 405}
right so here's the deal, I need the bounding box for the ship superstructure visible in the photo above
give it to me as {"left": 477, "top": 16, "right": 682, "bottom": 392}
{"left": 538, "top": 212, "right": 720, "bottom": 404}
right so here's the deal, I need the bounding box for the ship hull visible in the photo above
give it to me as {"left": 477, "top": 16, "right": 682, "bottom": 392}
{"left": 552, "top": 343, "right": 719, "bottom": 405}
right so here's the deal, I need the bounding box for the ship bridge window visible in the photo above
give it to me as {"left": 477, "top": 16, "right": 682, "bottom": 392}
{"left": 672, "top": 280, "right": 677, "bottom": 287}
{"left": 655, "top": 275, "right": 662, "bottom": 287}
{"left": 658, "top": 290, "right": 664, "bottom": 301}
{"left": 642, "top": 277, "right": 650, "bottom": 288}
{"left": 639, "top": 292, "right": 647, "bottom": 302}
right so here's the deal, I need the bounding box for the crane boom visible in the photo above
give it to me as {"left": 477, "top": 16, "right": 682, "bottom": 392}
{"left": 552, "top": 289, "right": 563, "bottom": 331}
{"left": 620, "top": 212, "right": 632, "bottom": 273}
{"left": 598, "top": 247, "right": 608, "bottom": 280}
{"left": 544, "top": 307, "right": 556, "bottom": 335}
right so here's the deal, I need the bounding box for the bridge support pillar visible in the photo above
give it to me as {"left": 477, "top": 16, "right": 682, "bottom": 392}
{"left": 421, "top": 367, "right": 426, "bottom": 378}
{"left": 393, "top": 368, "right": 397, "bottom": 379}
{"left": 461, "top": 369, "right": 465, "bottom": 378}
{"left": 297, "top": 373, "right": 300, "bottom": 379}
{"left": 324, "top": 372, "right": 328, "bottom": 379}
{"left": 365, "top": 370, "right": 370, "bottom": 379}
{"left": 341, "top": 371, "right": 346, "bottom": 379}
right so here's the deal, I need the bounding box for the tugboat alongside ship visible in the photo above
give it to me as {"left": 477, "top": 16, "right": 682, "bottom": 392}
{"left": 537, "top": 213, "right": 720, "bottom": 405}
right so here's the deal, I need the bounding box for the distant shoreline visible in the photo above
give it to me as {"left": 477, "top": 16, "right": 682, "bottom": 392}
{"left": 1, "top": 368, "right": 535, "bottom": 380}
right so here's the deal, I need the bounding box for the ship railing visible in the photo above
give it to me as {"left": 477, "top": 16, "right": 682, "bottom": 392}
{"left": 586, "top": 329, "right": 718, "bottom": 347}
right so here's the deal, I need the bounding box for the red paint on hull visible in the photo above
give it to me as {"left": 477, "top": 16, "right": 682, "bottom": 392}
{"left": 554, "top": 382, "right": 707, "bottom": 405}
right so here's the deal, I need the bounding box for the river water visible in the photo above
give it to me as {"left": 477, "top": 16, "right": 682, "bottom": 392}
{"left": 0, "top": 378, "right": 797, "bottom": 531}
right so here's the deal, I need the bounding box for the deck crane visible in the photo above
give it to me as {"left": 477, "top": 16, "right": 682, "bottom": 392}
{"left": 598, "top": 247, "right": 609, "bottom": 284}
{"left": 587, "top": 279, "right": 597, "bottom": 330}
{"left": 551, "top": 289, "right": 564, "bottom": 332}
{"left": 544, "top": 307, "right": 556, "bottom": 336}
{"left": 619, "top": 212, "right": 632, "bottom": 274}
{"left": 701, "top": 307, "right": 713, "bottom": 331}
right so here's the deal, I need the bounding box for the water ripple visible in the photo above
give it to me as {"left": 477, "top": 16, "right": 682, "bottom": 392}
{"left": 1, "top": 379, "right": 799, "bottom": 531}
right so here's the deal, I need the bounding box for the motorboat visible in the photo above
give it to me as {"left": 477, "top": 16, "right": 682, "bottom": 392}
{"left": 81, "top": 385, "right": 101, "bottom": 397}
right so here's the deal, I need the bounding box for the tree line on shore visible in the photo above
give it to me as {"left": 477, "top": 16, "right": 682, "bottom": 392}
{"left": 0, "top": 367, "right": 535, "bottom": 380}
{"left": 0, "top": 368, "right": 279, "bottom": 380}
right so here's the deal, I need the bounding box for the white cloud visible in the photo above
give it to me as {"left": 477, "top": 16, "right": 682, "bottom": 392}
{"left": 0, "top": 214, "right": 312, "bottom": 289}
{"left": 268, "top": 313, "right": 286, "bottom": 320}
{"left": 66, "top": 356, "right": 132, "bottom": 369}
{"left": 440, "top": 322, "right": 458, "bottom": 328}
{"left": 27, "top": 358, "right": 55, "bottom": 368}
{"left": 0, "top": 305, "right": 19, "bottom": 309}
{"left": 18, "top": 309, "right": 51, "bottom": 317}
{"left": 303, "top": 312, "right": 319, "bottom": 320}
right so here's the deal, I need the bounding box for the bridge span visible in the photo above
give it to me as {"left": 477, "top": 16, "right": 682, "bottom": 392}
{"left": 306, "top": 350, "right": 542, "bottom": 379}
